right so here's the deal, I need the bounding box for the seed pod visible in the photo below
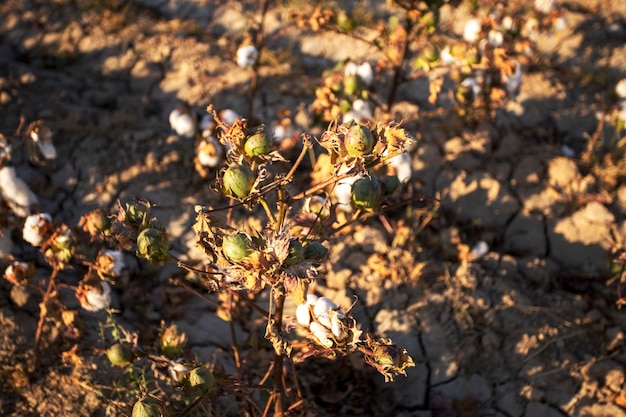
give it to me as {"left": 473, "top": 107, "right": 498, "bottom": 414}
{"left": 187, "top": 367, "right": 216, "bottom": 397}
{"left": 132, "top": 396, "right": 163, "bottom": 417}
{"left": 351, "top": 176, "right": 381, "bottom": 210}
{"left": 344, "top": 124, "right": 376, "bottom": 157}
{"left": 222, "top": 165, "right": 256, "bottom": 199}
{"left": 136, "top": 226, "right": 170, "bottom": 263}
{"left": 284, "top": 239, "right": 304, "bottom": 265}
{"left": 107, "top": 342, "right": 134, "bottom": 367}
{"left": 244, "top": 125, "right": 272, "bottom": 156}
{"left": 381, "top": 175, "right": 401, "bottom": 194}
{"left": 222, "top": 233, "right": 252, "bottom": 263}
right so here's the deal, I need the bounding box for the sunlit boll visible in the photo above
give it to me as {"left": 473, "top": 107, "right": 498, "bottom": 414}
{"left": 82, "top": 280, "right": 112, "bottom": 312}
{"left": 197, "top": 136, "right": 223, "bottom": 168}
{"left": 29, "top": 121, "right": 57, "bottom": 160}
{"left": 0, "top": 166, "right": 39, "bottom": 218}
{"left": 388, "top": 152, "right": 412, "bottom": 183}
{"left": 344, "top": 61, "right": 374, "bottom": 86}
{"left": 616, "top": 80, "right": 626, "bottom": 99}
{"left": 534, "top": 0, "right": 555, "bottom": 14}
{"left": 236, "top": 44, "right": 259, "bottom": 68}
{"left": 169, "top": 105, "right": 196, "bottom": 138}
{"left": 487, "top": 30, "right": 504, "bottom": 47}
{"left": 22, "top": 212, "right": 52, "bottom": 247}
{"left": 463, "top": 18, "right": 482, "bottom": 43}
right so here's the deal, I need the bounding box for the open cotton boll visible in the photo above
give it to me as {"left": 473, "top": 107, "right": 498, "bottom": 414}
{"left": 219, "top": 109, "right": 242, "bottom": 126}
{"left": 345, "top": 61, "right": 374, "bottom": 86}
{"left": 334, "top": 165, "right": 361, "bottom": 212}
{"left": 236, "top": 44, "right": 258, "bottom": 68}
{"left": 313, "top": 297, "right": 337, "bottom": 319}
{"left": 616, "top": 79, "right": 626, "bottom": 99}
{"left": 82, "top": 281, "right": 112, "bottom": 312}
{"left": 469, "top": 241, "right": 489, "bottom": 261}
{"left": 342, "top": 99, "right": 373, "bottom": 124}
{"left": 199, "top": 113, "right": 216, "bottom": 135}
{"left": 463, "top": 18, "right": 482, "bottom": 43}
{"left": 296, "top": 303, "right": 312, "bottom": 327}
{"left": 388, "top": 152, "right": 413, "bottom": 183}
{"left": 309, "top": 322, "right": 334, "bottom": 348}
{"left": 461, "top": 77, "right": 482, "bottom": 98}
{"left": 0, "top": 167, "right": 38, "bottom": 218}
{"left": 0, "top": 167, "right": 39, "bottom": 217}
{"left": 534, "top": 0, "right": 555, "bottom": 14}
{"left": 169, "top": 106, "right": 196, "bottom": 138}
{"left": 29, "top": 122, "right": 57, "bottom": 160}
{"left": 22, "top": 213, "right": 52, "bottom": 247}
{"left": 101, "top": 250, "right": 125, "bottom": 277}
{"left": 488, "top": 30, "right": 504, "bottom": 47}
{"left": 197, "top": 136, "right": 223, "bottom": 168}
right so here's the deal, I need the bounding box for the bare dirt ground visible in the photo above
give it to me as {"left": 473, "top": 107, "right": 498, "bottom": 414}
{"left": 2, "top": 0, "right": 626, "bottom": 416}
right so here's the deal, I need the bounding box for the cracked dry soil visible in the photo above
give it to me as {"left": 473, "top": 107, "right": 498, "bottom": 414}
{"left": 2, "top": 0, "right": 626, "bottom": 416}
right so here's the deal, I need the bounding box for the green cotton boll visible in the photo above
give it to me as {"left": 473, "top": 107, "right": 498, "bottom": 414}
{"left": 136, "top": 227, "right": 170, "bottom": 263}
{"left": 223, "top": 165, "right": 256, "bottom": 199}
{"left": 351, "top": 176, "right": 381, "bottom": 210}
{"left": 344, "top": 124, "right": 376, "bottom": 157}
{"left": 303, "top": 241, "right": 329, "bottom": 260}
{"left": 222, "top": 233, "right": 252, "bottom": 263}
{"left": 244, "top": 125, "right": 272, "bottom": 156}
{"left": 106, "top": 342, "right": 134, "bottom": 367}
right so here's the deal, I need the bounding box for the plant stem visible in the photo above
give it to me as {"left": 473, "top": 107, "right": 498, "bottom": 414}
{"left": 32, "top": 267, "right": 59, "bottom": 371}
{"left": 272, "top": 290, "right": 285, "bottom": 417}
